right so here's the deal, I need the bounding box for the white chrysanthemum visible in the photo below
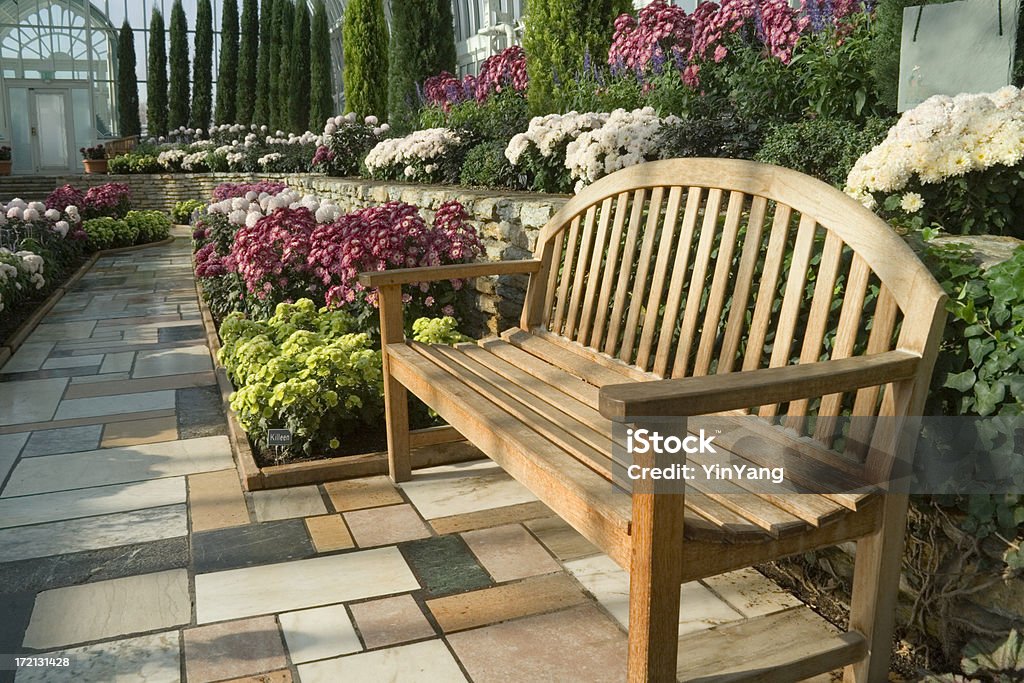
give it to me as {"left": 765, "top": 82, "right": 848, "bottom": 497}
{"left": 44, "top": 208, "right": 61, "bottom": 221}
{"left": 900, "top": 192, "right": 924, "bottom": 213}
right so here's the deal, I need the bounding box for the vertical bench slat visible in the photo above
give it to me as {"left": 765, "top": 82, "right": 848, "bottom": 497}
{"left": 578, "top": 197, "right": 616, "bottom": 345}
{"left": 693, "top": 191, "right": 747, "bottom": 377}
{"left": 742, "top": 204, "right": 794, "bottom": 373}
{"left": 785, "top": 231, "right": 846, "bottom": 430}
{"left": 759, "top": 213, "right": 818, "bottom": 417}
{"left": 565, "top": 205, "right": 600, "bottom": 340}
{"left": 542, "top": 230, "right": 565, "bottom": 327}
{"left": 636, "top": 186, "right": 685, "bottom": 373}
{"left": 653, "top": 187, "right": 704, "bottom": 378}
{"left": 620, "top": 187, "right": 667, "bottom": 365}
{"left": 590, "top": 192, "right": 632, "bottom": 349}
{"left": 552, "top": 215, "right": 582, "bottom": 334}
{"left": 717, "top": 195, "right": 769, "bottom": 375}
{"left": 604, "top": 189, "right": 649, "bottom": 357}
{"left": 845, "top": 286, "right": 900, "bottom": 461}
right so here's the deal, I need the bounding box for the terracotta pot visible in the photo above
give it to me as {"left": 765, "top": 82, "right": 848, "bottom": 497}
{"left": 0, "top": 160, "right": 11, "bottom": 176}
{"left": 83, "top": 158, "right": 108, "bottom": 174}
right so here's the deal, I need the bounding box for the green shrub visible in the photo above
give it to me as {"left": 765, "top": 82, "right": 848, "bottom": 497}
{"left": 116, "top": 21, "right": 141, "bottom": 137}
{"left": 387, "top": 0, "right": 457, "bottom": 132}
{"left": 755, "top": 116, "right": 892, "bottom": 187}
{"left": 172, "top": 200, "right": 205, "bottom": 224}
{"left": 253, "top": 0, "right": 275, "bottom": 126}
{"left": 190, "top": 0, "right": 214, "bottom": 129}
{"left": 168, "top": 0, "right": 190, "bottom": 129}
{"left": 82, "top": 217, "right": 138, "bottom": 251}
{"left": 308, "top": 0, "right": 334, "bottom": 129}
{"left": 147, "top": 8, "right": 168, "bottom": 137}
{"left": 108, "top": 152, "right": 161, "bottom": 174}
{"left": 460, "top": 141, "right": 520, "bottom": 189}
{"left": 215, "top": 0, "right": 239, "bottom": 124}
{"left": 124, "top": 210, "right": 172, "bottom": 243}
{"left": 274, "top": 0, "right": 294, "bottom": 132}
{"left": 422, "top": 90, "right": 530, "bottom": 144}
{"left": 342, "top": 0, "right": 389, "bottom": 120}
{"left": 658, "top": 112, "right": 765, "bottom": 164}
{"left": 236, "top": 0, "right": 259, "bottom": 125}
{"left": 287, "top": 0, "right": 312, "bottom": 133}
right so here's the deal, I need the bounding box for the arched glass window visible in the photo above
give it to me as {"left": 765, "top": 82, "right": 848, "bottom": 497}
{"left": 0, "top": 0, "right": 116, "bottom": 81}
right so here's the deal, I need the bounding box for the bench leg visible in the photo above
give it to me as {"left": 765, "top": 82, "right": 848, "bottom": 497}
{"left": 628, "top": 489, "right": 685, "bottom": 682}
{"left": 378, "top": 284, "right": 411, "bottom": 482}
{"left": 845, "top": 493, "right": 909, "bottom": 683}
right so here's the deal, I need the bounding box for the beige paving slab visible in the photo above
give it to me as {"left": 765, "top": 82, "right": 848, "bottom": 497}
{"left": 399, "top": 460, "right": 537, "bottom": 520}
{"left": 184, "top": 616, "right": 287, "bottom": 683}
{"left": 194, "top": 547, "right": 420, "bottom": 623}
{"left": 218, "top": 671, "right": 292, "bottom": 683}
{"left": 324, "top": 475, "right": 404, "bottom": 512}
{"left": 189, "top": 469, "right": 251, "bottom": 532}
{"left": 65, "top": 371, "right": 216, "bottom": 400}
{"left": 344, "top": 504, "right": 431, "bottom": 547}
{"left": 304, "top": 514, "right": 354, "bottom": 552}
{"left": 427, "top": 573, "right": 588, "bottom": 633}
{"left": 23, "top": 569, "right": 191, "bottom": 649}
{"left": 279, "top": 604, "right": 361, "bottom": 664}
{"left": 132, "top": 345, "right": 213, "bottom": 378}
{"left": 296, "top": 640, "right": 466, "bottom": 683}
{"left": 2, "top": 436, "right": 233, "bottom": 497}
{"left": 1, "top": 342, "right": 55, "bottom": 373}
{"left": 0, "top": 378, "right": 68, "bottom": 426}
{"left": 252, "top": 485, "right": 327, "bottom": 522}
{"left": 525, "top": 515, "right": 600, "bottom": 561}
{"left": 701, "top": 567, "right": 803, "bottom": 619}
{"left": 53, "top": 390, "right": 176, "bottom": 421}
{"left": 462, "top": 523, "right": 561, "bottom": 582}
{"left": 428, "top": 501, "right": 552, "bottom": 535}
{"left": 100, "top": 416, "right": 179, "bottom": 447}
{"left": 12, "top": 631, "right": 181, "bottom": 683}
{"left": 349, "top": 594, "right": 436, "bottom": 650}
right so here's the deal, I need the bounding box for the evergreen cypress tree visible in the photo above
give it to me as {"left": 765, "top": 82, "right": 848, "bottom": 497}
{"left": 168, "top": 0, "right": 190, "bottom": 129}
{"left": 215, "top": 0, "right": 240, "bottom": 124}
{"left": 254, "top": 0, "right": 276, "bottom": 125}
{"left": 190, "top": 0, "right": 214, "bottom": 129}
{"left": 342, "top": 0, "right": 388, "bottom": 119}
{"left": 308, "top": 0, "right": 334, "bottom": 130}
{"left": 236, "top": 0, "right": 260, "bottom": 124}
{"left": 523, "top": 0, "right": 632, "bottom": 114}
{"left": 387, "top": 0, "right": 456, "bottom": 132}
{"left": 147, "top": 8, "right": 168, "bottom": 137}
{"left": 117, "top": 20, "right": 141, "bottom": 137}
{"left": 288, "top": 1, "right": 312, "bottom": 133}
{"left": 274, "top": 0, "right": 294, "bottom": 131}
{"left": 268, "top": 0, "right": 283, "bottom": 130}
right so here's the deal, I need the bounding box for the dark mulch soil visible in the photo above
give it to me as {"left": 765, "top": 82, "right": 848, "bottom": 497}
{"left": 252, "top": 427, "right": 390, "bottom": 468}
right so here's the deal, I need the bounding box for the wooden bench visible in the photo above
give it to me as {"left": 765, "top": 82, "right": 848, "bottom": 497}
{"left": 359, "top": 159, "right": 947, "bottom": 682}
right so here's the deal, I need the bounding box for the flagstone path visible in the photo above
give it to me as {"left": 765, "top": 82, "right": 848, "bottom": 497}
{"left": 0, "top": 233, "right": 828, "bottom": 682}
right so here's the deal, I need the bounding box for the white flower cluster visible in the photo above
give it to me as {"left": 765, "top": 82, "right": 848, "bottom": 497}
{"left": 0, "top": 248, "right": 46, "bottom": 313}
{"left": 564, "top": 107, "right": 681, "bottom": 191}
{"left": 0, "top": 199, "right": 77, "bottom": 237}
{"left": 364, "top": 128, "right": 462, "bottom": 175}
{"left": 321, "top": 112, "right": 390, "bottom": 137}
{"left": 846, "top": 86, "right": 1024, "bottom": 207}
{"left": 257, "top": 152, "right": 283, "bottom": 167}
{"left": 158, "top": 149, "right": 188, "bottom": 169}
{"left": 181, "top": 152, "right": 209, "bottom": 171}
{"left": 505, "top": 111, "right": 609, "bottom": 165}
{"left": 205, "top": 188, "right": 343, "bottom": 227}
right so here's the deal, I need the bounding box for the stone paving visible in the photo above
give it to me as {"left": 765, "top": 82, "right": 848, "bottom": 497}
{"left": 0, "top": 234, "right": 825, "bottom": 682}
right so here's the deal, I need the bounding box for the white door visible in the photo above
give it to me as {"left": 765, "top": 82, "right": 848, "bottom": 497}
{"left": 30, "top": 88, "right": 72, "bottom": 172}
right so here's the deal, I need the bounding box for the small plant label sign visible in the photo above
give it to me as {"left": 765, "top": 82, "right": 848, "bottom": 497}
{"left": 267, "top": 429, "right": 293, "bottom": 447}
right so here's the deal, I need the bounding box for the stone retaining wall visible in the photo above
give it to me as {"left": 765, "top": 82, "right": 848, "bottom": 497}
{"left": 0, "top": 173, "right": 569, "bottom": 335}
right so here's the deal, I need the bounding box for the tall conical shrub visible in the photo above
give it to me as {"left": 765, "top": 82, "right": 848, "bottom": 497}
{"left": 117, "top": 20, "right": 141, "bottom": 137}
{"left": 254, "top": 0, "right": 276, "bottom": 125}
{"left": 190, "top": 0, "right": 214, "bottom": 129}
{"left": 272, "top": 0, "right": 294, "bottom": 131}
{"left": 342, "top": 0, "right": 388, "bottom": 119}
{"left": 268, "top": 0, "right": 284, "bottom": 129}
{"left": 387, "top": 0, "right": 456, "bottom": 131}
{"left": 236, "top": 0, "right": 260, "bottom": 124}
{"left": 288, "top": 1, "right": 312, "bottom": 133}
{"left": 309, "top": 0, "right": 334, "bottom": 129}
{"left": 215, "top": 0, "right": 239, "bottom": 124}
{"left": 168, "top": 0, "right": 190, "bottom": 129}
{"left": 147, "top": 8, "right": 168, "bottom": 137}
{"left": 523, "top": 0, "right": 632, "bottom": 114}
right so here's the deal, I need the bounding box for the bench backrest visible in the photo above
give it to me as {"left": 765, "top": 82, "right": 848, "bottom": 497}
{"left": 521, "top": 159, "right": 946, "bottom": 471}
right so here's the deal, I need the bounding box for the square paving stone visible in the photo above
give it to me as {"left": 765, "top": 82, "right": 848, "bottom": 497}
{"left": 21, "top": 425, "right": 102, "bottom": 457}
{"left": 25, "top": 321, "right": 97, "bottom": 342}
{"left": 194, "top": 547, "right": 420, "bottom": 624}
{"left": 399, "top": 461, "right": 537, "bottom": 520}
{"left": 176, "top": 386, "right": 227, "bottom": 439}
{"left": 99, "top": 351, "right": 135, "bottom": 374}
{"left": 132, "top": 345, "right": 212, "bottom": 378}
{"left": 22, "top": 569, "right": 191, "bottom": 649}
{"left": 252, "top": 485, "right": 327, "bottom": 522}
{"left": 158, "top": 324, "right": 204, "bottom": 343}
{"left": 524, "top": 516, "right": 600, "bottom": 561}
{"left": 193, "top": 519, "right": 315, "bottom": 573}
{"left": 305, "top": 514, "right": 354, "bottom": 552}
{"left": 461, "top": 523, "right": 561, "bottom": 582}
{"left": 13, "top": 631, "right": 181, "bottom": 683}
{"left": 0, "top": 591, "right": 34, "bottom": 660}
{"left": 399, "top": 535, "right": 492, "bottom": 598}
{"left": 344, "top": 504, "right": 431, "bottom": 548}
{"left": 447, "top": 605, "right": 627, "bottom": 683}
{"left": 1, "top": 342, "right": 55, "bottom": 373}
{"left": 100, "top": 416, "right": 179, "bottom": 447}
{"left": 279, "top": 603, "right": 361, "bottom": 664}
{"left": 296, "top": 639, "right": 466, "bottom": 683}
{"left": 324, "top": 476, "right": 404, "bottom": 512}
{"left": 349, "top": 594, "right": 435, "bottom": 649}
{"left": 0, "top": 378, "right": 68, "bottom": 426}
{"left": 189, "top": 469, "right": 250, "bottom": 532}
{"left": 701, "top": 567, "right": 802, "bottom": 619}
{"left": 184, "top": 616, "right": 287, "bottom": 683}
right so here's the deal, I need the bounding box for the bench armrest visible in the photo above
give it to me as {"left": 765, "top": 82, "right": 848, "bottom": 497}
{"left": 598, "top": 351, "right": 920, "bottom": 419}
{"left": 359, "top": 259, "right": 543, "bottom": 288}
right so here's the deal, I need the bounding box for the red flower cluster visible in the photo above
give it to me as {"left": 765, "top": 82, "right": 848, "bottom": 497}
{"left": 423, "top": 72, "right": 476, "bottom": 111}
{"left": 473, "top": 46, "right": 528, "bottom": 102}
{"left": 44, "top": 184, "right": 85, "bottom": 212}
{"left": 230, "top": 207, "right": 317, "bottom": 300}
{"left": 608, "top": 1, "right": 693, "bottom": 72}
{"left": 212, "top": 181, "right": 287, "bottom": 202}
{"left": 82, "top": 183, "right": 132, "bottom": 219}
{"left": 194, "top": 242, "right": 229, "bottom": 278}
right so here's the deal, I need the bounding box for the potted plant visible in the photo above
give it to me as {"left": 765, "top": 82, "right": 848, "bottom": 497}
{"left": 81, "top": 144, "right": 108, "bottom": 174}
{"left": 0, "top": 146, "right": 11, "bottom": 175}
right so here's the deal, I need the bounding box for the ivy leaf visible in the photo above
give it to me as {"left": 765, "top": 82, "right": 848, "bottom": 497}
{"left": 944, "top": 370, "right": 977, "bottom": 393}
{"left": 961, "top": 630, "right": 1024, "bottom": 677}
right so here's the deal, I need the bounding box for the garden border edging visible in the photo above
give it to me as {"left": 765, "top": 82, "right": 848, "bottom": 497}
{"left": 193, "top": 273, "right": 485, "bottom": 491}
